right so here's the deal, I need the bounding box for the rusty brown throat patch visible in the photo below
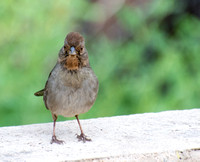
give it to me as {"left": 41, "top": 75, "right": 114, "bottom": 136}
{"left": 64, "top": 55, "right": 80, "bottom": 70}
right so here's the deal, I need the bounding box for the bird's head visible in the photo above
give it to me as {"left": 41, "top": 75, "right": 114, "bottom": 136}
{"left": 59, "top": 32, "right": 89, "bottom": 71}
{"left": 64, "top": 32, "right": 85, "bottom": 56}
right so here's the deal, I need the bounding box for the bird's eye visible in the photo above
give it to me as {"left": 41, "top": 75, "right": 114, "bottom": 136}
{"left": 76, "top": 46, "right": 83, "bottom": 55}
{"left": 64, "top": 45, "right": 70, "bottom": 51}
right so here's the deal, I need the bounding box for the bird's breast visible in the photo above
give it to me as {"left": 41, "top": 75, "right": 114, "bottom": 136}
{"left": 45, "top": 64, "right": 99, "bottom": 117}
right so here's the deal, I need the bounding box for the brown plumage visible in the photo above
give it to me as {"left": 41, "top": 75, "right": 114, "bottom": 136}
{"left": 34, "top": 32, "right": 99, "bottom": 144}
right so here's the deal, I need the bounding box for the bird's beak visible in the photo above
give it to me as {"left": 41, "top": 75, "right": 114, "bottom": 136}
{"left": 69, "top": 46, "right": 76, "bottom": 55}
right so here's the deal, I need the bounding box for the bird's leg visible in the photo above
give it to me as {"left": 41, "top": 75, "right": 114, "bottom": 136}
{"left": 51, "top": 114, "right": 64, "bottom": 144}
{"left": 75, "top": 115, "right": 91, "bottom": 142}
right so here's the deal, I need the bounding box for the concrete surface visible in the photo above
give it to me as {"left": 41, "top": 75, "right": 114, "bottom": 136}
{"left": 0, "top": 109, "right": 200, "bottom": 161}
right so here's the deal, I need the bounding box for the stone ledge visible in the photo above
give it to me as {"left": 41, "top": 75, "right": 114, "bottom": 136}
{"left": 0, "top": 109, "right": 200, "bottom": 161}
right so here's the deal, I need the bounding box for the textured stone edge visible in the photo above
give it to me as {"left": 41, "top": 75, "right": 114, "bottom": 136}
{"left": 72, "top": 149, "right": 200, "bottom": 162}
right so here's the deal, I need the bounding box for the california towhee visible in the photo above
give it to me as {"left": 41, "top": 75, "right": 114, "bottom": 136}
{"left": 34, "top": 32, "right": 99, "bottom": 144}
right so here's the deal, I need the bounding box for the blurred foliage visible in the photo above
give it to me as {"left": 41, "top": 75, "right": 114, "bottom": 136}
{"left": 0, "top": 0, "right": 200, "bottom": 126}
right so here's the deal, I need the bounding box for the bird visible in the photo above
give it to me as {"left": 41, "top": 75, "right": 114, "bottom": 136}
{"left": 34, "top": 32, "right": 99, "bottom": 144}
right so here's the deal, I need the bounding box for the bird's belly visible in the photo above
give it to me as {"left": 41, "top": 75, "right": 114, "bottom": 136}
{"left": 46, "top": 71, "right": 98, "bottom": 117}
{"left": 51, "top": 87, "right": 94, "bottom": 117}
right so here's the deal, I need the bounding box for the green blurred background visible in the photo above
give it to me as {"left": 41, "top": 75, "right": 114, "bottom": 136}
{"left": 1, "top": 0, "right": 200, "bottom": 126}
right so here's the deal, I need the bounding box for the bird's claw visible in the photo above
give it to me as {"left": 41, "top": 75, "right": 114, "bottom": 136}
{"left": 51, "top": 135, "right": 65, "bottom": 144}
{"left": 76, "top": 133, "right": 91, "bottom": 142}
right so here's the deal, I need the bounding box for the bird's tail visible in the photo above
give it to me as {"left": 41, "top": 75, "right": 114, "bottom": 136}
{"left": 34, "top": 89, "right": 45, "bottom": 96}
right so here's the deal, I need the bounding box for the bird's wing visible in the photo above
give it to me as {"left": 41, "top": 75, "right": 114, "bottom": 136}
{"left": 43, "top": 64, "right": 58, "bottom": 109}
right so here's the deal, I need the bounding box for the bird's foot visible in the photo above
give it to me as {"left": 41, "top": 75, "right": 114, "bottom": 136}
{"left": 51, "top": 135, "right": 65, "bottom": 144}
{"left": 76, "top": 133, "right": 91, "bottom": 142}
